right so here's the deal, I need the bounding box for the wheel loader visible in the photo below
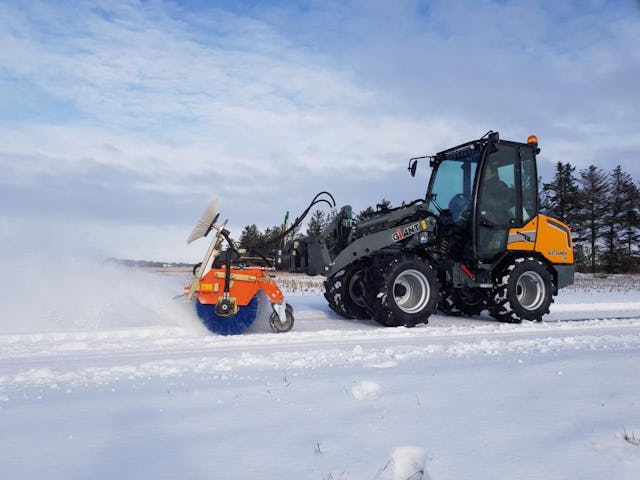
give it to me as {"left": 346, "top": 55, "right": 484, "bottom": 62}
{"left": 283, "top": 131, "right": 574, "bottom": 326}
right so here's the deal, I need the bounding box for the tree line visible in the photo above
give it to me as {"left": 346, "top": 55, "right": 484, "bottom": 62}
{"left": 541, "top": 162, "right": 639, "bottom": 273}
{"left": 237, "top": 201, "right": 392, "bottom": 253}
{"left": 238, "top": 163, "right": 639, "bottom": 274}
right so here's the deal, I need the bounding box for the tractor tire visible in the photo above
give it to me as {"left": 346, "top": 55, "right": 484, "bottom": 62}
{"left": 324, "top": 262, "right": 370, "bottom": 320}
{"left": 489, "top": 257, "right": 554, "bottom": 323}
{"left": 367, "top": 255, "right": 440, "bottom": 327}
{"left": 439, "top": 287, "right": 486, "bottom": 317}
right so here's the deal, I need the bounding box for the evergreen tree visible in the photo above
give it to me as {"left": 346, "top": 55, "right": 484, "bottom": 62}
{"left": 238, "top": 224, "right": 262, "bottom": 250}
{"left": 305, "top": 209, "right": 328, "bottom": 237}
{"left": 602, "top": 166, "right": 636, "bottom": 272}
{"left": 541, "top": 162, "right": 580, "bottom": 226}
{"left": 239, "top": 222, "right": 296, "bottom": 253}
{"left": 575, "top": 165, "right": 610, "bottom": 273}
{"left": 538, "top": 175, "right": 549, "bottom": 209}
{"left": 619, "top": 179, "right": 640, "bottom": 270}
{"left": 260, "top": 225, "right": 285, "bottom": 252}
{"left": 356, "top": 206, "right": 376, "bottom": 221}
{"left": 356, "top": 198, "right": 391, "bottom": 221}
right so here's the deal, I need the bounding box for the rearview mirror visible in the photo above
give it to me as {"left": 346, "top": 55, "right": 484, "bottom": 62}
{"left": 409, "top": 160, "right": 417, "bottom": 177}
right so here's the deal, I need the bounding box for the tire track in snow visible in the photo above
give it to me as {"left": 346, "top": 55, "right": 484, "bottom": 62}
{"left": 1, "top": 317, "right": 639, "bottom": 390}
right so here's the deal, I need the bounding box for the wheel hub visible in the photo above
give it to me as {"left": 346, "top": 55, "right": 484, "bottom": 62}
{"left": 393, "top": 269, "right": 430, "bottom": 314}
{"left": 516, "top": 271, "right": 546, "bottom": 311}
{"left": 348, "top": 270, "right": 368, "bottom": 308}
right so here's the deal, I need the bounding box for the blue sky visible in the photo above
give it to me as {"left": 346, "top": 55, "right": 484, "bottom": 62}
{"left": 1, "top": 0, "right": 639, "bottom": 261}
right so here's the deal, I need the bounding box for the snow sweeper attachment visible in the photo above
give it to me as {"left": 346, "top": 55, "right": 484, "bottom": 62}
{"left": 183, "top": 197, "right": 294, "bottom": 335}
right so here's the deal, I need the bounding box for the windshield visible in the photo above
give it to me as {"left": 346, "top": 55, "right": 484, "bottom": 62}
{"left": 427, "top": 149, "right": 480, "bottom": 217}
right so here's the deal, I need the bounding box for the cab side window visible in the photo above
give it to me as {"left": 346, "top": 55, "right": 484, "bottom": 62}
{"left": 478, "top": 157, "right": 515, "bottom": 226}
{"left": 476, "top": 147, "right": 517, "bottom": 258}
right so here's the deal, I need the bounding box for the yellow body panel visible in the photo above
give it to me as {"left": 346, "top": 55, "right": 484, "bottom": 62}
{"left": 507, "top": 214, "right": 573, "bottom": 264}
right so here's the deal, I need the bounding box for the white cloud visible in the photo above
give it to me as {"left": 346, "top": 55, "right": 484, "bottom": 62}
{"left": 0, "top": 0, "right": 639, "bottom": 261}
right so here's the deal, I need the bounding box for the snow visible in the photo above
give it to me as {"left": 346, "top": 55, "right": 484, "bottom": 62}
{"left": 390, "top": 447, "right": 427, "bottom": 480}
{"left": 1, "top": 262, "right": 639, "bottom": 479}
{"left": 351, "top": 380, "right": 382, "bottom": 401}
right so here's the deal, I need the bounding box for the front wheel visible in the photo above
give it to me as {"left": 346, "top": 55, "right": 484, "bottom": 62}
{"left": 324, "top": 262, "right": 370, "bottom": 320}
{"left": 367, "top": 255, "right": 440, "bottom": 327}
{"left": 489, "top": 257, "right": 554, "bottom": 323}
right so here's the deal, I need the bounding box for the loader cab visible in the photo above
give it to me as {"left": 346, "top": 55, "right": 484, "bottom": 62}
{"left": 426, "top": 132, "right": 539, "bottom": 261}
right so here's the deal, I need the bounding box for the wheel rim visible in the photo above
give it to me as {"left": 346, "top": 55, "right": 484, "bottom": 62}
{"left": 270, "top": 310, "right": 293, "bottom": 332}
{"left": 348, "top": 270, "right": 367, "bottom": 308}
{"left": 393, "top": 269, "right": 430, "bottom": 314}
{"left": 516, "top": 271, "right": 546, "bottom": 311}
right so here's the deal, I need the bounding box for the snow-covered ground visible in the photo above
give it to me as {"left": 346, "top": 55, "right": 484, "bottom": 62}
{"left": 1, "top": 262, "right": 639, "bottom": 479}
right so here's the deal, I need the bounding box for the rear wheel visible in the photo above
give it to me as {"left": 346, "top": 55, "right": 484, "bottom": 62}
{"left": 367, "top": 255, "right": 440, "bottom": 327}
{"left": 489, "top": 257, "right": 554, "bottom": 323}
{"left": 324, "top": 262, "right": 370, "bottom": 319}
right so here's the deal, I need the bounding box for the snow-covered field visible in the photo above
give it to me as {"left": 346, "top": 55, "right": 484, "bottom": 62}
{"left": 1, "top": 262, "right": 639, "bottom": 479}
